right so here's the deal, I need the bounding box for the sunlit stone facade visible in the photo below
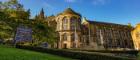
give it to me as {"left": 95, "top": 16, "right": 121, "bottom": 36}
{"left": 55, "top": 8, "right": 81, "bottom": 49}
{"left": 131, "top": 24, "right": 140, "bottom": 50}
{"left": 81, "top": 18, "right": 134, "bottom": 50}
{"left": 55, "top": 8, "right": 135, "bottom": 50}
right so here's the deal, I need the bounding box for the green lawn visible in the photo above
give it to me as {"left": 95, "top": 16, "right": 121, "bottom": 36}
{"left": 0, "top": 45, "right": 74, "bottom": 60}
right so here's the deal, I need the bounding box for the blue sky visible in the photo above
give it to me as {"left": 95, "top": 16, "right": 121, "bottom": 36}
{"left": 1, "top": 0, "right": 140, "bottom": 26}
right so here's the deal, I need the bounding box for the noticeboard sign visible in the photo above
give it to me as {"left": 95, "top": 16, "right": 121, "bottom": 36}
{"left": 15, "top": 26, "right": 32, "bottom": 42}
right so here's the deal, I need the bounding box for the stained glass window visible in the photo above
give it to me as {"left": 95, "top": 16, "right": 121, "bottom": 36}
{"left": 70, "top": 18, "right": 76, "bottom": 30}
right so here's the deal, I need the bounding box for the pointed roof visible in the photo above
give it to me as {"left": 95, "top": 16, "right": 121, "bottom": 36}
{"left": 58, "top": 8, "right": 81, "bottom": 16}
{"left": 38, "top": 8, "right": 45, "bottom": 19}
{"left": 82, "top": 17, "right": 89, "bottom": 25}
{"left": 40, "top": 8, "right": 44, "bottom": 15}
{"left": 81, "top": 18, "right": 133, "bottom": 29}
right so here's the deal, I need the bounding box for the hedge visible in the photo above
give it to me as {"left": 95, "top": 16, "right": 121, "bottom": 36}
{"left": 16, "top": 45, "right": 136, "bottom": 60}
{"left": 70, "top": 49, "right": 139, "bottom": 58}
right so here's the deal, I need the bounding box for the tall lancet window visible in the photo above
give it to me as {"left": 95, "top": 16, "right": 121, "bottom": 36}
{"left": 77, "top": 18, "right": 81, "bottom": 30}
{"left": 70, "top": 17, "right": 77, "bottom": 30}
{"left": 62, "top": 17, "right": 68, "bottom": 30}
{"left": 71, "top": 33, "right": 76, "bottom": 48}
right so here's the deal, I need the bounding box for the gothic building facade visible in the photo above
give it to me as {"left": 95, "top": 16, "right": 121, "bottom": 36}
{"left": 54, "top": 8, "right": 135, "bottom": 50}
{"left": 81, "top": 18, "right": 134, "bottom": 50}
{"left": 55, "top": 8, "right": 82, "bottom": 48}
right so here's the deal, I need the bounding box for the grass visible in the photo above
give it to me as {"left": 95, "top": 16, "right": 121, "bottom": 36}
{"left": 0, "top": 45, "right": 74, "bottom": 60}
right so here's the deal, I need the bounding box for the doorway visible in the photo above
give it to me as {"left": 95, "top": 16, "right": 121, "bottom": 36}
{"left": 63, "top": 44, "right": 67, "bottom": 49}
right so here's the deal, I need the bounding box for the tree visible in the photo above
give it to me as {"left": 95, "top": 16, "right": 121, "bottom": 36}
{"left": 3, "top": 0, "right": 24, "bottom": 11}
{"left": 26, "top": 9, "right": 31, "bottom": 19}
{"left": 31, "top": 19, "right": 57, "bottom": 46}
{"left": 0, "top": 0, "right": 58, "bottom": 46}
{"left": 0, "top": 0, "right": 30, "bottom": 44}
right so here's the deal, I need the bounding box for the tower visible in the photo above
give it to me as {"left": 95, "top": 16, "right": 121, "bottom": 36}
{"left": 35, "top": 8, "right": 45, "bottom": 20}
{"left": 132, "top": 23, "right": 140, "bottom": 50}
{"left": 39, "top": 8, "right": 45, "bottom": 19}
{"left": 55, "top": 8, "right": 82, "bottom": 49}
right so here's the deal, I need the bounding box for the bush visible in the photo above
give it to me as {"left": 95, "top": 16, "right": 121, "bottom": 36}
{"left": 0, "top": 39, "right": 3, "bottom": 44}
{"left": 16, "top": 45, "right": 136, "bottom": 60}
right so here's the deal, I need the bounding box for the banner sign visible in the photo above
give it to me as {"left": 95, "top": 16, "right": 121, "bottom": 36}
{"left": 15, "top": 26, "right": 32, "bottom": 42}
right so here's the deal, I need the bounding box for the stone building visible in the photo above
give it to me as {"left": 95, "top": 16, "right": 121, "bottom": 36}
{"left": 81, "top": 18, "right": 134, "bottom": 50}
{"left": 55, "top": 8, "right": 82, "bottom": 49}
{"left": 54, "top": 8, "right": 135, "bottom": 50}
{"left": 131, "top": 23, "right": 140, "bottom": 50}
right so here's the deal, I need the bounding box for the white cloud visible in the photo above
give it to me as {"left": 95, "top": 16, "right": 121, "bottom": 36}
{"left": 65, "top": 0, "right": 76, "bottom": 3}
{"left": 92, "top": 0, "right": 108, "bottom": 5}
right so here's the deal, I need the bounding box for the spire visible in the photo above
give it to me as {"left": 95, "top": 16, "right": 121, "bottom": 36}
{"left": 82, "top": 17, "right": 88, "bottom": 24}
{"left": 41, "top": 8, "right": 44, "bottom": 15}
{"left": 83, "top": 17, "right": 87, "bottom": 21}
{"left": 39, "top": 8, "right": 45, "bottom": 19}
{"left": 64, "top": 8, "right": 75, "bottom": 14}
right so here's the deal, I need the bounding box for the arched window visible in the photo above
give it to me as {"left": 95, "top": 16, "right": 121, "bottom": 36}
{"left": 71, "top": 18, "right": 76, "bottom": 23}
{"left": 77, "top": 19, "right": 81, "bottom": 30}
{"left": 70, "top": 17, "right": 77, "bottom": 30}
{"left": 63, "top": 17, "right": 67, "bottom": 24}
{"left": 62, "top": 17, "right": 68, "bottom": 30}
{"left": 63, "top": 33, "right": 67, "bottom": 41}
